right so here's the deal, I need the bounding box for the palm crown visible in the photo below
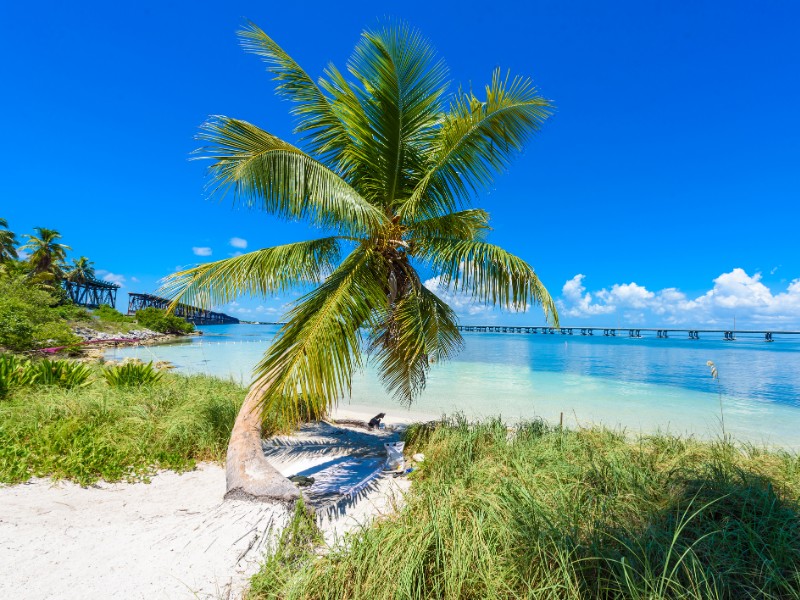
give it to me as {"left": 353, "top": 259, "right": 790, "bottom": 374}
{"left": 66, "top": 256, "right": 96, "bottom": 284}
{"left": 0, "top": 218, "right": 18, "bottom": 263}
{"left": 164, "top": 21, "right": 558, "bottom": 419}
{"left": 21, "top": 227, "right": 71, "bottom": 279}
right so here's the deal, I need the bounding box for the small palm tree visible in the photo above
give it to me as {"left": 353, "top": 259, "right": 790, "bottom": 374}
{"left": 66, "top": 256, "right": 96, "bottom": 284}
{"left": 21, "top": 227, "right": 71, "bottom": 279}
{"left": 164, "top": 21, "right": 559, "bottom": 500}
{"left": 0, "top": 218, "right": 18, "bottom": 263}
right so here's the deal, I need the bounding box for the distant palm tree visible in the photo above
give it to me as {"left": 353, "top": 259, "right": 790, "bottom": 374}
{"left": 0, "top": 218, "right": 18, "bottom": 263}
{"left": 163, "top": 21, "right": 559, "bottom": 500}
{"left": 66, "top": 256, "right": 96, "bottom": 284}
{"left": 21, "top": 227, "right": 71, "bottom": 279}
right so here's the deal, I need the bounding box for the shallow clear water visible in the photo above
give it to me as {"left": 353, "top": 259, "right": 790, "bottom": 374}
{"left": 106, "top": 324, "right": 800, "bottom": 449}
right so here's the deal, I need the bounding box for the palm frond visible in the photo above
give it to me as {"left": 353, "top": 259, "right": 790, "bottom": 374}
{"left": 400, "top": 68, "right": 552, "bottom": 220}
{"left": 195, "top": 117, "right": 386, "bottom": 235}
{"left": 0, "top": 230, "right": 18, "bottom": 261}
{"left": 409, "top": 209, "right": 491, "bottom": 243}
{"left": 318, "top": 63, "right": 380, "bottom": 197}
{"left": 253, "top": 246, "right": 388, "bottom": 420}
{"left": 417, "top": 238, "right": 558, "bottom": 324}
{"left": 346, "top": 22, "right": 449, "bottom": 207}
{"left": 370, "top": 283, "right": 463, "bottom": 405}
{"left": 159, "top": 237, "right": 342, "bottom": 309}
{"left": 238, "top": 22, "right": 350, "bottom": 163}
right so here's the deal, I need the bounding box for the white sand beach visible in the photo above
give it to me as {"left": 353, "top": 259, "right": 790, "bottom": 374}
{"left": 0, "top": 414, "right": 414, "bottom": 600}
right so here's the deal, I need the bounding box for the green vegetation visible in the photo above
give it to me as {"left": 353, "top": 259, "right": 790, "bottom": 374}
{"left": 163, "top": 21, "right": 558, "bottom": 421}
{"left": 0, "top": 354, "right": 35, "bottom": 398}
{"left": 93, "top": 304, "right": 131, "bottom": 323}
{"left": 135, "top": 306, "right": 195, "bottom": 334}
{"left": 250, "top": 418, "right": 800, "bottom": 599}
{"left": 25, "top": 358, "right": 93, "bottom": 389}
{"left": 65, "top": 256, "right": 96, "bottom": 284}
{"left": 249, "top": 498, "right": 322, "bottom": 597}
{"left": 0, "top": 372, "right": 238, "bottom": 484}
{"left": 21, "top": 226, "right": 70, "bottom": 279}
{"left": 0, "top": 217, "right": 195, "bottom": 351}
{"left": 103, "top": 361, "right": 163, "bottom": 387}
{"left": 1, "top": 356, "right": 96, "bottom": 396}
{"left": 0, "top": 219, "right": 131, "bottom": 350}
{"left": 0, "top": 217, "right": 18, "bottom": 263}
{"left": 0, "top": 369, "right": 308, "bottom": 484}
{"left": 0, "top": 278, "right": 81, "bottom": 350}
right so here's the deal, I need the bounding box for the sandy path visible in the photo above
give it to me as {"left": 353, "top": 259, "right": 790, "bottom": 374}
{"left": 0, "top": 465, "right": 291, "bottom": 599}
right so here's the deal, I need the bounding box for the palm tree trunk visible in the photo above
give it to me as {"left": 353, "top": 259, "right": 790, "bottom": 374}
{"left": 224, "top": 381, "right": 301, "bottom": 503}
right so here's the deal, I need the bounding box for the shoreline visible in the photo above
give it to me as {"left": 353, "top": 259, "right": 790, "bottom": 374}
{"left": 79, "top": 331, "right": 201, "bottom": 360}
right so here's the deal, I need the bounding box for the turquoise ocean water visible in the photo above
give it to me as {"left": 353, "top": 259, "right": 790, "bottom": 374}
{"left": 106, "top": 324, "right": 800, "bottom": 449}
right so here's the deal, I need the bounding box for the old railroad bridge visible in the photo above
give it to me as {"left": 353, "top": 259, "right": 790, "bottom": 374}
{"left": 456, "top": 325, "right": 800, "bottom": 342}
{"left": 127, "top": 293, "right": 239, "bottom": 326}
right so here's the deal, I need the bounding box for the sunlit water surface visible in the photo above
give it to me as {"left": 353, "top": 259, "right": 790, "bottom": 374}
{"left": 106, "top": 324, "right": 800, "bottom": 449}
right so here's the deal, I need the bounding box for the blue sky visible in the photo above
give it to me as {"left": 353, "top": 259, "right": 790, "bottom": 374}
{"left": 2, "top": 1, "right": 799, "bottom": 327}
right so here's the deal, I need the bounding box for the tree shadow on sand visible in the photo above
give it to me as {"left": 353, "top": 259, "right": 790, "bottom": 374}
{"left": 261, "top": 421, "right": 406, "bottom": 519}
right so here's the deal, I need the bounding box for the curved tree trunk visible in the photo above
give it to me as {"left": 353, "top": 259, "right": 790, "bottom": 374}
{"left": 224, "top": 382, "right": 301, "bottom": 503}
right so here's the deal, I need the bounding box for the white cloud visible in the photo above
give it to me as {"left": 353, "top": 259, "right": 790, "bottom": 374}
{"left": 229, "top": 237, "right": 248, "bottom": 249}
{"left": 557, "top": 268, "right": 800, "bottom": 327}
{"left": 559, "top": 274, "right": 615, "bottom": 318}
{"left": 698, "top": 268, "right": 772, "bottom": 310}
{"left": 96, "top": 270, "right": 126, "bottom": 287}
{"left": 597, "top": 282, "right": 654, "bottom": 308}
{"left": 192, "top": 247, "right": 212, "bottom": 257}
{"left": 131, "top": 276, "right": 140, "bottom": 283}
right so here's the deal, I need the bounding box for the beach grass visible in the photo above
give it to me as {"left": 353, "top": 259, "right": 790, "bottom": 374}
{"left": 249, "top": 416, "right": 800, "bottom": 599}
{"left": 0, "top": 371, "right": 293, "bottom": 485}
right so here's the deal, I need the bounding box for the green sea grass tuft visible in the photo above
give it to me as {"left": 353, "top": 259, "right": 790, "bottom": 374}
{"left": 0, "top": 372, "right": 298, "bottom": 485}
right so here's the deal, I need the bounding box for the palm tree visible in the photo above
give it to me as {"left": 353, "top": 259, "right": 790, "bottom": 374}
{"left": 21, "top": 227, "right": 71, "bottom": 279}
{"left": 0, "top": 218, "right": 18, "bottom": 263}
{"left": 163, "top": 21, "right": 559, "bottom": 501}
{"left": 66, "top": 256, "right": 96, "bottom": 284}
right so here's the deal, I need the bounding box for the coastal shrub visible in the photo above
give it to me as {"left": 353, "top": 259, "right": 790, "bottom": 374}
{"left": 0, "top": 277, "right": 80, "bottom": 350}
{"left": 103, "top": 361, "right": 162, "bottom": 387}
{"left": 0, "top": 354, "right": 34, "bottom": 398}
{"left": 32, "top": 321, "right": 81, "bottom": 348}
{"left": 54, "top": 302, "right": 92, "bottom": 322}
{"left": 93, "top": 304, "right": 133, "bottom": 324}
{"left": 135, "top": 307, "right": 195, "bottom": 335}
{"left": 0, "top": 306, "right": 34, "bottom": 351}
{"left": 249, "top": 417, "right": 800, "bottom": 600}
{"left": 27, "top": 359, "right": 93, "bottom": 389}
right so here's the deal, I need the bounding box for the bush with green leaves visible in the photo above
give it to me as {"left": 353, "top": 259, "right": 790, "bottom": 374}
{"left": 135, "top": 307, "right": 195, "bottom": 335}
{"left": 103, "top": 361, "right": 163, "bottom": 387}
{"left": 0, "top": 277, "right": 80, "bottom": 350}
{"left": 0, "top": 354, "right": 34, "bottom": 398}
{"left": 27, "top": 359, "right": 93, "bottom": 389}
{"left": 58, "top": 304, "right": 93, "bottom": 321}
{"left": 93, "top": 304, "right": 133, "bottom": 324}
